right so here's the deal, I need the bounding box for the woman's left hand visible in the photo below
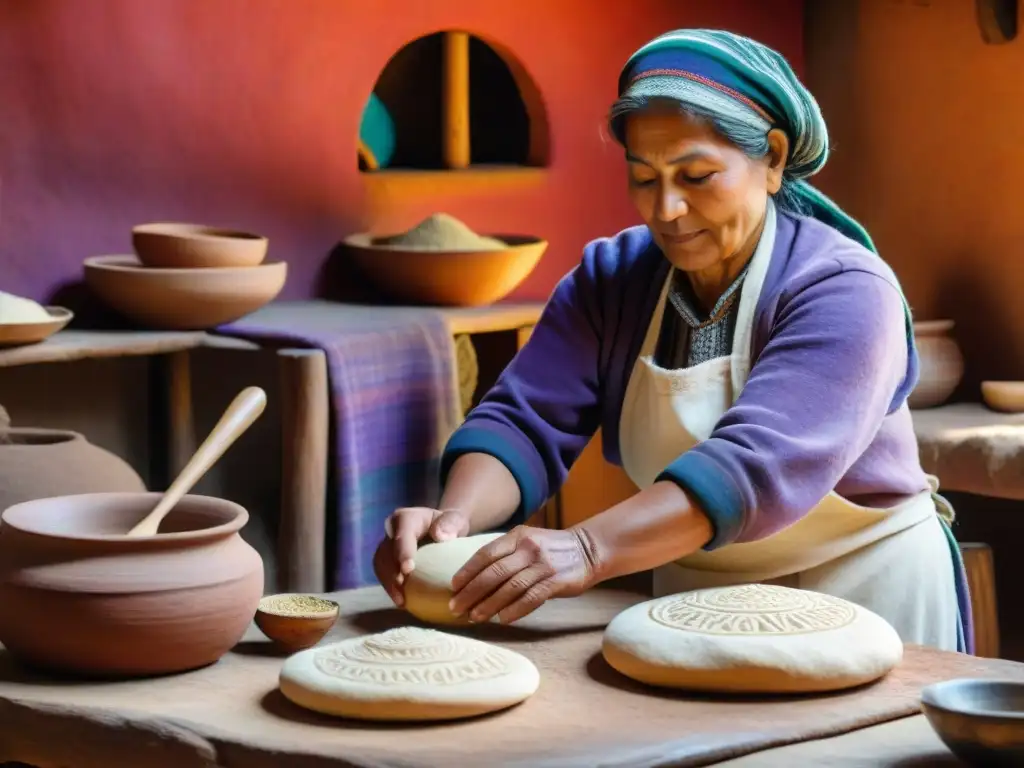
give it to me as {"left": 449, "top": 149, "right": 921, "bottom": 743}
{"left": 449, "top": 526, "right": 598, "bottom": 624}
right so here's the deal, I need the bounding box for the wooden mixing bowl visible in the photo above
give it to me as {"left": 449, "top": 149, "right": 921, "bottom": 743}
{"left": 132, "top": 222, "right": 269, "bottom": 269}
{"left": 0, "top": 492, "right": 264, "bottom": 678}
{"left": 343, "top": 234, "right": 546, "bottom": 307}
{"left": 0, "top": 306, "right": 73, "bottom": 348}
{"left": 84, "top": 255, "right": 286, "bottom": 330}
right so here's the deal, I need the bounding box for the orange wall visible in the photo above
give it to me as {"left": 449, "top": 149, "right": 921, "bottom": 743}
{"left": 0, "top": 0, "right": 803, "bottom": 306}
{"left": 805, "top": 0, "right": 1024, "bottom": 393}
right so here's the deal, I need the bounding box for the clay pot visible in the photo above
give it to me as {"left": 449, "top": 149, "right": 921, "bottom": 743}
{"left": 0, "top": 306, "right": 74, "bottom": 348}
{"left": 343, "top": 233, "right": 547, "bottom": 307}
{"left": 0, "top": 492, "right": 264, "bottom": 677}
{"left": 908, "top": 320, "right": 965, "bottom": 409}
{"left": 83, "top": 255, "right": 287, "bottom": 330}
{"left": 0, "top": 427, "right": 145, "bottom": 513}
{"left": 132, "top": 222, "right": 268, "bottom": 269}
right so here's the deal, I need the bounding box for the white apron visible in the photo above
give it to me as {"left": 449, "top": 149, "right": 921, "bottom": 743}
{"left": 619, "top": 201, "right": 960, "bottom": 650}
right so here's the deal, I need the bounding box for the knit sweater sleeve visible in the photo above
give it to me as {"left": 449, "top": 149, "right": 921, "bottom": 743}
{"left": 439, "top": 240, "right": 612, "bottom": 522}
{"left": 656, "top": 265, "right": 915, "bottom": 549}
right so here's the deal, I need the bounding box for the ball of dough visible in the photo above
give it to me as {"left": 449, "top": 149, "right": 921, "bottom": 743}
{"left": 602, "top": 583, "right": 904, "bottom": 694}
{"left": 279, "top": 626, "right": 540, "bottom": 721}
{"left": 404, "top": 532, "right": 503, "bottom": 626}
{"left": 0, "top": 292, "right": 51, "bottom": 325}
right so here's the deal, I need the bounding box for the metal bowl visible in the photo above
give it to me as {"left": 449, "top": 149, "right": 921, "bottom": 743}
{"left": 921, "top": 678, "right": 1024, "bottom": 766}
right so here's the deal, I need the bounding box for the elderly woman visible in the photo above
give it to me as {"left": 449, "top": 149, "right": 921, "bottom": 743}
{"left": 373, "top": 30, "right": 972, "bottom": 653}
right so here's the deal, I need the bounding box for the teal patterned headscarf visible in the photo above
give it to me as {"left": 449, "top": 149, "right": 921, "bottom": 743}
{"left": 617, "top": 29, "right": 915, "bottom": 345}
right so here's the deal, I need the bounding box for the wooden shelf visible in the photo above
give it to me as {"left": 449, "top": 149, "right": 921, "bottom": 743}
{"left": 361, "top": 165, "right": 548, "bottom": 198}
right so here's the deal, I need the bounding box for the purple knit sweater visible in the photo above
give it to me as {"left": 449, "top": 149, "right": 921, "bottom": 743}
{"left": 441, "top": 212, "right": 930, "bottom": 550}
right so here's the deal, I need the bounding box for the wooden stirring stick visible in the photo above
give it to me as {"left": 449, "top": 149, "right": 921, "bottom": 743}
{"left": 126, "top": 386, "right": 267, "bottom": 537}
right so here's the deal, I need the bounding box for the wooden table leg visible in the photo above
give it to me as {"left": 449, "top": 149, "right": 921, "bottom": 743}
{"left": 961, "top": 542, "right": 1000, "bottom": 658}
{"left": 147, "top": 350, "right": 195, "bottom": 491}
{"left": 277, "top": 349, "right": 329, "bottom": 593}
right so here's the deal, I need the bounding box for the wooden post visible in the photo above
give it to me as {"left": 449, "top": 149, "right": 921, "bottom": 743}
{"left": 167, "top": 350, "right": 196, "bottom": 479}
{"left": 278, "top": 349, "right": 329, "bottom": 593}
{"left": 443, "top": 31, "right": 471, "bottom": 169}
{"left": 961, "top": 542, "right": 1000, "bottom": 658}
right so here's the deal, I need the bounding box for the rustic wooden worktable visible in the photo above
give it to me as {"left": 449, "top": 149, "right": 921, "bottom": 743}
{"left": 0, "top": 586, "right": 1013, "bottom": 767}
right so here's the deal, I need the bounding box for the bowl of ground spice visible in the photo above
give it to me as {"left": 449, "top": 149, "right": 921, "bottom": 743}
{"left": 255, "top": 593, "right": 340, "bottom": 653}
{"left": 343, "top": 213, "right": 547, "bottom": 307}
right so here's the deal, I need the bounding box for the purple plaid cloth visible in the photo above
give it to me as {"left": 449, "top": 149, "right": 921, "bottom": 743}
{"left": 216, "top": 301, "right": 460, "bottom": 589}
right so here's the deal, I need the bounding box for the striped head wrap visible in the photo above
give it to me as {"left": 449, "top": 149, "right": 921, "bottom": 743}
{"left": 618, "top": 29, "right": 916, "bottom": 348}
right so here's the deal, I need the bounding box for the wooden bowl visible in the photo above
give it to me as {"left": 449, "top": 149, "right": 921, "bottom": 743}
{"left": 132, "top": 223, "right": 268, "bottom": 269}
{"left": 84, "top": 255, "right": 286, "bottom": 330}
{"left": 343, "top": 233, "right": 546, "bottom": 307}
{"left": 922, "top": 678, "right": 1024, "bottom": 766}
{"left": 0, "top": 492, "right": 264, "bottom": 677}
{"left": 0, "top": 306, "right": 73, "bottom": 348}
{"left": 255, "top": 594, "right": 340, "bottom": 653}
{"left": 982, "top": 381, "right": 1024, "bottom": 414}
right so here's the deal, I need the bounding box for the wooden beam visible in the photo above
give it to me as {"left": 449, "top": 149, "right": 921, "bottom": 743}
{"left": 443, "top": 31, "right": 471, "bottom": 169}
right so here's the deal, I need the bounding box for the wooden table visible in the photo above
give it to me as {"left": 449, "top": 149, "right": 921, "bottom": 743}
{"left": 0, "top": 302, "right": 545, "bottom": 595}
{"left": 0, "top": 586, "right": 1013, "bottom": 767}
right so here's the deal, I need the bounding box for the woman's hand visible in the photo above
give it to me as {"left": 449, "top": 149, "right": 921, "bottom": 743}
{"left": 448, "top": 526, "right": 598, "bottom": 624}
{"left": 373, "top": 506, "right": 471, "bottom": 607}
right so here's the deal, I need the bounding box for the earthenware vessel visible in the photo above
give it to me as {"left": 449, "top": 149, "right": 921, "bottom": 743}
{"left": 908, "top": 320, "right": 964, "bottom": 409}
{"left": 0, "top": 492, "right": 264, "bottom": 677}
{"left": 0, "top": 410, "right": 145, "bottom": 514}
{"left": 0, "top": 306, "right": 73, "bottom": 348}
{"left": 83, "top": 255, "right": 286, "bottom": 330}
{"left": 343, "top": 233, "right": 546, "bottom": 307}
{"left": 254, "top": 593, "right": 340, "bottom": 653}
{"left": 981, "top": 381, "right": 1024, "bottom": 414}
{"left": 132, "top": 223, "right": 268, "bottom": 269}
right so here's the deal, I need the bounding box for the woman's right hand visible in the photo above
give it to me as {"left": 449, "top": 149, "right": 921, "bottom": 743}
{"left": 372, "top": 506, "right": 471, "bottom": 607}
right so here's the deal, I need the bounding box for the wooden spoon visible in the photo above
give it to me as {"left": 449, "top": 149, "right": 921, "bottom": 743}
{"left": 126, "top": 386, "right": 267, "bottom": 537}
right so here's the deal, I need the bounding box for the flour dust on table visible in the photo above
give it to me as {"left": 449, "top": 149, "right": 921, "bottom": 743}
{"left": 278, "top": 626, "right": 540, "bottom": 721}
{"left": 403, "top": 532, "right": 503, "bottom": 625}
{"left": 603, "top": 583, "right": 904, "bottom": 694}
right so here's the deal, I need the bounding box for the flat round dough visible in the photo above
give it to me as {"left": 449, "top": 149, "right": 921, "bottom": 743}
{"left": 278, "top": 626, "right": 540, "bottom": 721}
{"left": 602, "top": 583, "right": 904, "bottom": 694}
{"left": 404, "top": 532, "right": 503, "bottom": 625}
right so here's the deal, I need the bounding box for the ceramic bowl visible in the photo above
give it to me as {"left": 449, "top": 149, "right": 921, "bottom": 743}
{"left": 132, "top": 222, "right": 268, "bottom": 269}
{"left": 343, "top": 233, "right": 546, "bottom": 307}
{"left": 921, "top": 678, "right": 1024, "bottom": 766}
{"left": 981, "top": 381, "right": 1024, "bottom": 414}
{"left": 0, "top": 306, "right": 73, "bottom": 348}
{"left": 255, "top": 593, "right": 340, "bottom": 653}
{"left": 0, "top": 492, "right": 264, "bottom": 678}
{"left": 84, "top": 255, "right": 286, "bottom": 330}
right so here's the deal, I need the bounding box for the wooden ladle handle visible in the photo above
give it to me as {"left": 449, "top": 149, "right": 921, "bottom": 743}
{"left": 126, "top": 386, "right": 267, "bottom": 537}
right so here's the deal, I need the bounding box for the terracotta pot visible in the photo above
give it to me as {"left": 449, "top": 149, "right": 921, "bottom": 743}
{"left": 83, "top": 255, "right": 287, "bottom": 330}
{"left": 343, "top": 233, "right": 547, "bottom": 307}
{"left": 0, "top": 492, "right": 264, "bottom": 677}
{"left": 909, "top": 320, "right": 965, "bottom": 409}
{"left": 0, "top": 427, "right": 146, "bottom": 513}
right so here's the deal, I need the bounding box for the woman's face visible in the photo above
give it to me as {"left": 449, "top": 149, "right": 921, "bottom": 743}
{"left": 624, "top": 105, "right": 788, "bottom": 275}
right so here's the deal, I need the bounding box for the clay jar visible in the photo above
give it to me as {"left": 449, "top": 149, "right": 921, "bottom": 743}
{"left": 0, "top": 424, "right": 145, "bottom": 513}
{"left": 0, "top": 492, "right": 264, "bottom": 677}
{"left": 908, "top": 320, "right": 965, "bottom": 409}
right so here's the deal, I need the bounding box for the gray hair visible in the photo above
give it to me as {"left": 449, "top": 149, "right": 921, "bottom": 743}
{"left": 608, "top": 94, "right": 805, "bottom": 215}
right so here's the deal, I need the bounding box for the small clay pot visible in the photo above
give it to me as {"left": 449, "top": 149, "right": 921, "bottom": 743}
{"left": 132, "top": 222, "right": 268, "bottom": 269}
{"left": 0, "top": 426, "right": 146, "bottom": 513}
{"left": 0, "top": 492, "right": 264, "bottom": 677}
{"left": 909, "top": 320, "right": 965, "bottom": 409}
{"left": 255, "top": 593, "right": 339, "bottom": 653}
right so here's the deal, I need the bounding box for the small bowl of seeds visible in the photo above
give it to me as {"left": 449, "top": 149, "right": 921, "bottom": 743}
{"left": 254, "top": 593, "right": 340, "bottom": 654}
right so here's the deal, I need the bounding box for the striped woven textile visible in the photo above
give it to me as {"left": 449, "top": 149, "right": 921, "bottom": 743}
{"left": 217, "top": 300, "right": 461, "bottom": 589}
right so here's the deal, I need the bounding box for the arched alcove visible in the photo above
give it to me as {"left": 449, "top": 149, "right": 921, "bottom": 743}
{"left": 358, "top": 31, "right": 549, "bottom": 173}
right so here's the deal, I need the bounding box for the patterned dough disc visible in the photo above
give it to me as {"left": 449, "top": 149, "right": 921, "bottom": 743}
{"left": 602, "top": 584, "right": 903, "bottom": 694}
{"left": 279, "top": 626, "right": 540, "bottom": 720}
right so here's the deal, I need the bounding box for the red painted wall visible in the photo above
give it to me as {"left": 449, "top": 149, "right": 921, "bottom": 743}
{"left": 0, "top": 0, "right": 803, "bottom": 306}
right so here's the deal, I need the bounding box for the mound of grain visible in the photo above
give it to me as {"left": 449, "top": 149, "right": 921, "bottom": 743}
{"left": 0, "top": 292, "right": 51, "bottom": 325}
{"left": 378, "top": 213, "right": 506, "bottom": 252}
